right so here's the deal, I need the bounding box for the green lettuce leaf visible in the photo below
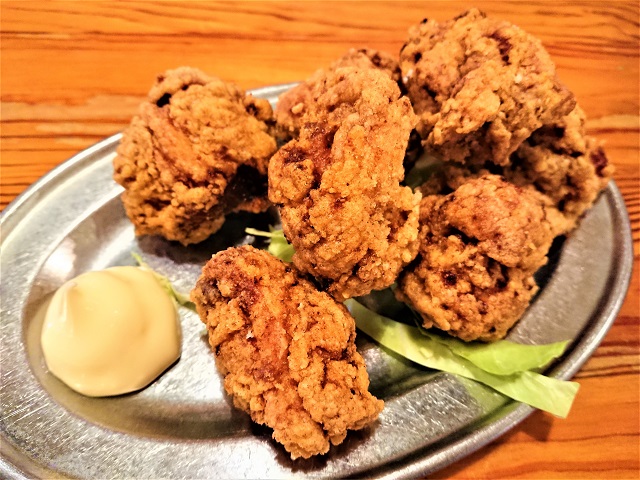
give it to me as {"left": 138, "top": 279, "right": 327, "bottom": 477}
{"left": 404, "top": 152, "right": 442, "bottom": 189}
{"left": 416, "top": 325, "right": 569, "bottom": 375}
{"left": 346, "top": 299, "right": 579, "bottom": 418}
{"left": 132, "top": 252, "right": 196, "bottom": 310}
{"left": 245, "top": 227, "right": 294, "bottom": 262}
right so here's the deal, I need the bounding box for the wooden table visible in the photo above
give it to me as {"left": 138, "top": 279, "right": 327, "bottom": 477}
{"left": 2, "top": 1, "right": 638, "bottom": 478}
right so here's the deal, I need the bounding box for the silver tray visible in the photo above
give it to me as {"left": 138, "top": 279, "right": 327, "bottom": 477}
{"left": 0, "top": 84, "right": 633, "bottom": 479}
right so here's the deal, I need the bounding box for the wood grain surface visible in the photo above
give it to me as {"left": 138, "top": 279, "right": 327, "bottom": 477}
{"left": 1, "top": 1, "right": 638, "bottom": 478}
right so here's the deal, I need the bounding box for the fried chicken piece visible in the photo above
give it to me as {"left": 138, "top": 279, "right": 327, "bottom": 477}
{"left": 400, "top": 10, "right": 612, "bottom": 235}
{"left": 269, "top": 67, "right": 421, "bottom": 300}
{"left": 113, "top": 67, "right": 277, "bottom": 245}
{"left": 400, "top": 9, "right": 575, "bottom": 166}
{"left": 424, "top": 106, "right": 613, "bottom": 235}
{"left": 275, "top": 48, "right": 401, "bottom": 140}
{"left": 396, "top": 175, "right": 554, "bottom": 342}
{"left": 507, "top": 106, "right": 613, "bottom": 234}
{"left": 191, "top": 246, "right": 383, "bottom": 459}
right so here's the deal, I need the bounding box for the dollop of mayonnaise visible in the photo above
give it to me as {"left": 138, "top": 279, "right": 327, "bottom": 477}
{"left": 41, "top": 266, "right": 181, "bottom": 397}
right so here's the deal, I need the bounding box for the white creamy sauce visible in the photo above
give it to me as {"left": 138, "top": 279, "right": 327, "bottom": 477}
{"left": 41, "top": 266, "right": 181, "bottom": 397}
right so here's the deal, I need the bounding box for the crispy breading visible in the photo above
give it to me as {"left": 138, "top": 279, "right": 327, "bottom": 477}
{"left": 396, "top": 175, "right": 554, "bottom": 342}
{"left": 506, "top": 106, "right": 613, "bottom": 234}
{"left": 400, "top": 9, "right": 575, "bottom": 166}
{"left": 423, "top": 106, "right": 613, "bottom": 235}
{"left": 191, "top": 246, "right": 383, "bottom": 459}
{"left": 269, "top": 67, "right": 421, "bottom": 300}
{"left": 275, "top": 48, "right": 401, "bottom": 140}
{"left": 113, "top": 67, "right": 277, "bottom": 245}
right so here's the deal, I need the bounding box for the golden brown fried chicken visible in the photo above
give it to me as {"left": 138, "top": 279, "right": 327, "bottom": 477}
{"left": 396, "top": 175, "right": 554, "bottom": 342}
{"left": 400, "top": 9, "right": 575, "bottom": 166}
{"left": 506, "top": 106, "right": 613, "bottom": 234}
{"left": 191, "top": 246, "right": 383, "bottom": 459}
{"left": 269, "top": 67, "right": 421, "bottom": 300}
{"left": 423, "top": 106, "right": 612, "bottom": 235}
{"left": 400, "top": 9, "right": 612, "bottom": 235}
{"left": 275, "top": 48, "right": 401, "bottom": 140}
{"left": 113, "top": 67, "right": 277, "bottom": 245}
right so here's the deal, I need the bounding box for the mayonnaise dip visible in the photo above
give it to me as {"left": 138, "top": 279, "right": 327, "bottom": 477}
{"left": 40, "top": 266, "right": 181, "bottom": 397}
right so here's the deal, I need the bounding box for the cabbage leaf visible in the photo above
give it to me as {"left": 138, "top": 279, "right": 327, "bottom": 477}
{"left": 245, "top": 227, "right": 295, "bottom": 262}
{"left": 404, "top": 152, "right": 442, "bottom": 189}
{"left": 416, "top": 326, "right": 568, "bottom": 375}
{"left": 346, "top": 300, "right": 579, "bottom": 418}
{"left": 132, "top": 252, "right": 195, "bottom": 310}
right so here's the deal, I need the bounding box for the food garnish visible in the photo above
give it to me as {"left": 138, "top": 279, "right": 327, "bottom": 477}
{"left": 347, "top": 300, "right": 578, "bottom": 418}
{"left": 245, "top": 227, "right": 294, "bottom": 263}
{"left": 132, "top": 252, "right": 195, "bottom": 309}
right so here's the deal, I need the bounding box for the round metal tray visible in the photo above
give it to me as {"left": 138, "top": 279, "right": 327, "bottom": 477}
{"left": 0, "top": 85, "right": 633, "bottom": 479}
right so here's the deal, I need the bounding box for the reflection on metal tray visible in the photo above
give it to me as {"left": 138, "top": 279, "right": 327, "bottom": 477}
{"left": 0, "top": 84, "right": 633, "bottom": 479}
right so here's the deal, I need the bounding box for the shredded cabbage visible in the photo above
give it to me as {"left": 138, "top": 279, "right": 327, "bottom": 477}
{"left": 132, "top": 252, "right": 196, "bottom": 309}
{"left": 245, "top": 227, "right": 295, "bottom": 262}
{"left": 346, "top": 299, "right": 578, "bottom": 418}
{"left": 415, "top": 324, "right": 568, "bottom": 375}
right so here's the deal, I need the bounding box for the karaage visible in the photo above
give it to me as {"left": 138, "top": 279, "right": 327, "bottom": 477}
{"left": 269, "top": 67, "right": 421, "bottom": 300}
{"left": 400, "top": 8, "right": 575, "bottom": 166}
{"left": 113, "top": 67, "right": 277, "bottom": 245}
{"left": 396, "top": 175, "right": 554, "bottom": 341}
{"left": 191, "top": 246, "right": 383, "bottom": 459}
{"left": 275, "top": 48, "right": 401, "bottom": 140}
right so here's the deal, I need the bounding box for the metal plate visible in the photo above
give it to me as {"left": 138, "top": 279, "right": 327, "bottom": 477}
{"left": 0, "top": 84, "right": 633, "bottom": 479}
